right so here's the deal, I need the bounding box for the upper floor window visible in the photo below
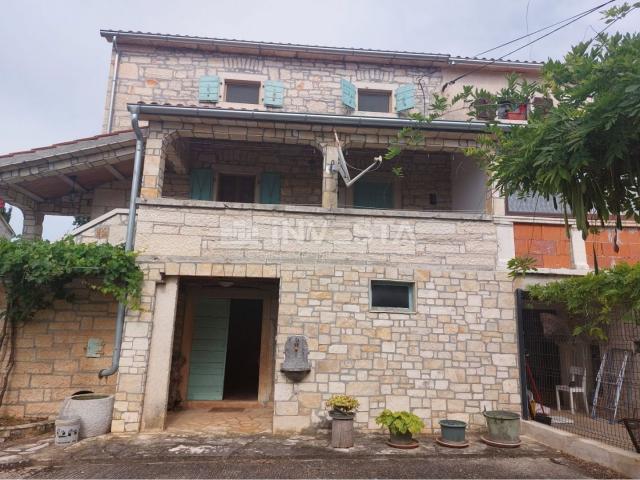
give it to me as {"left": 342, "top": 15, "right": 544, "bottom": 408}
{"left": 225, "top": 81, "right": 260, "bottom": 104}
{"left": 358, "top": 90, "right": 391, "bottom": 113}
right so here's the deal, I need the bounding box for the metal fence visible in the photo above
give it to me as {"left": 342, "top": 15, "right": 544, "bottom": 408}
{"left": 517, "top": 292, "right": 640, "bottom": 453}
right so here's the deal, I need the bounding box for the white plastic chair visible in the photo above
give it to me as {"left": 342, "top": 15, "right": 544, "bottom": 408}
{"left": 555, "top": 366, "right": 589, "bottom": 415}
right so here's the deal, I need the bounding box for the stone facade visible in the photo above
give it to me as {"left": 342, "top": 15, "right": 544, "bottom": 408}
{"left": 104, "top": 45, "right": 441, "bottom": 132}
{"left": 73, "top": 200, "right": 519, "bottom": 433}
{"left": 0, "top": 285, "right": 117, "bottom": 419}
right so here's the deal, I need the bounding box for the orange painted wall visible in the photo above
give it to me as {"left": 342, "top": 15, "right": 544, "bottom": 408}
{"left": 585, "top": 228, "right": 640, "bottom": 268}
{"left": 513, "top": 223, "right": 572, "bottom": 269}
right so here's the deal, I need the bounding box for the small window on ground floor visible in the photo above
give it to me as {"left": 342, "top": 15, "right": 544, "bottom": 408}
{"left": 225, "top": 81, "right": 260, "bottom": 104}
{"left": 217, "top": 174, "right": 256, "bottom": 203}
{"left": 370, "top": 280, "right": 414, "bottom": 311}
{"left": 358, "top": 90, "right": 391, "bottom": 113}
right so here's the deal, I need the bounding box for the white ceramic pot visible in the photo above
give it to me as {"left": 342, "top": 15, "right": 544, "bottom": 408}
{"left": 60, "top": 394, "right": 115, "bottom": 439}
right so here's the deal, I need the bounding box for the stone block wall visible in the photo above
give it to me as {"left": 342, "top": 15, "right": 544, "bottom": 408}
{"left": 103, "top": 200, "right": 519, "bottom": 433}
{"left": 161, "top": 142, "right": 454, "bottom": 211}
{"left": 0, "top": 286, "right": 117, "bottom": 419}
{"left": 104, "top": 43, "right": 444, "bottom": 132}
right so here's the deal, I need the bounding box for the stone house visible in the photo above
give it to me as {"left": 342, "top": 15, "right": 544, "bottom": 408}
{"left": 2, "top": 30, "right": 630, "bottom": 435}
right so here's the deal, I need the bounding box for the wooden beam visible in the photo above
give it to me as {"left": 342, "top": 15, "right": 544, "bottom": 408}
{"left": 105, "top": 164, "right": 126, "bottom": 181}
{"left": 59, "top": 175, "right": 87, "bottom": 193}
{"left": 11, "top": 184, "right": 44, "bottom": 202}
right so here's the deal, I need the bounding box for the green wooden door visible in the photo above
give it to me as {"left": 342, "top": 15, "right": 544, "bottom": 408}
{"left": 187, "top": 298, "right": 230, "bottom": 401}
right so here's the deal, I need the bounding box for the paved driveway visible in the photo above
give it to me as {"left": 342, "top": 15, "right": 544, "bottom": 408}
{"left": 2, "top": 432, "right": 624, "bottom": 479}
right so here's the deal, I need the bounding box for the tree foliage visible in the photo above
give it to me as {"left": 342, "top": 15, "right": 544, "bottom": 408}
{"left": 0, "top": 237, "right": 142, "bottom": 325}
{"left": 528, "top": 262, "right": 640, "bottom": 339}
{"left": 467, "top": 31, "right": 640, "bottom": 240}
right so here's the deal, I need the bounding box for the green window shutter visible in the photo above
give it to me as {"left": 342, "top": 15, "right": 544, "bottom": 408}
{"left": 263, "top": 80, "right": 285, "bottom": 107}
{"left": 353, "top": 180, "right": 393, "bottom": 209}
{"left": 341, "top": 79, "right": 357, "bottom": 109}
{"left": 395, "top": 84, "right": 415, "bottom": 112}
{"left": 199, "top": 76, "right": 220, "bottom": 103}
{"left": 189, "top": 169, "right": 214, "bottom": 200}
{"left": 260, "top": 172, "right": 281, "bottom": 204}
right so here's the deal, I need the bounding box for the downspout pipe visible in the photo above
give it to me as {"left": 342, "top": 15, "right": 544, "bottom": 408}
{"left": 106, "top": 36, "right": 120, "bottom": 133}
{"left": 99, "top": 107, "right": 145, "bottom": 378}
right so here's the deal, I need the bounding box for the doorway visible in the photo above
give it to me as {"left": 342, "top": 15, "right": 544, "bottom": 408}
{"left": 175, "top": 279, "right": 277, "bottom": 409}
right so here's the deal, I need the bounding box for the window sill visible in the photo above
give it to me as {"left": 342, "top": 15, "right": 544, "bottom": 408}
{"left": 369, "top": 307, "right": 415, "bottom": 314}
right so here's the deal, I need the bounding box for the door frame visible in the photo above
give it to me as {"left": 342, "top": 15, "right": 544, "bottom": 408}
{"left": 179, "top": 286, "right": 275, "bottom": 407}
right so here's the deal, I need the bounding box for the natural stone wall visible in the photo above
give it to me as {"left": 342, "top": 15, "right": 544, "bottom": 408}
{"left": 0, "top": 286, "right": 117, "bottom": 419}
{"left": 161, "top": 142, "right": 454, "bottom": 211}
{"left": 104, "top": 44, "right": 443, "bottom": 132}
{"left": 108, "top": 201, "right": 518, "bottom": 433}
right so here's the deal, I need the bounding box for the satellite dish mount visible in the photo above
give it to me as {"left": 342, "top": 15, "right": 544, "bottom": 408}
{"left": 332, "top": 130, "right": 382, "bottom": 187}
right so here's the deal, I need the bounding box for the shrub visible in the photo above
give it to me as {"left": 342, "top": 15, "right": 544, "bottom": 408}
{"left": 375, "top": 409, "right": 424, "bottom": 435}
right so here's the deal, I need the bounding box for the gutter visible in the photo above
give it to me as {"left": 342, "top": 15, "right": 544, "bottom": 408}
{"left": 106, "top": 35, "right": 120, "bottom": 133}
{"left": 98, "top": 107, "right": 145, "bottom": 378}
{"left": 128, "top": 104, "right": 511, "bottom": 133}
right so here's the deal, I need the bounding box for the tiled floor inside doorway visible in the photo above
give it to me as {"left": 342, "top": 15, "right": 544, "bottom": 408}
{"left": 165, "top": 403, "right": 273, "bottom": 435}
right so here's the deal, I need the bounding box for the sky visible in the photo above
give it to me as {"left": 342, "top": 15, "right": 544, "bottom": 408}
{"left": 0, "top": 0, "right": 637, "bottom": 239}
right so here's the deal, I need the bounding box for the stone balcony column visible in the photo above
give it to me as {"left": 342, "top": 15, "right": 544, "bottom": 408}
{"left": 139, "top": 126, "right": 166, "bottom": 199}
{"left": 320, "top": 143, "right": 339, "bottom": 209}
{"left": 21, "top": 208, "right": 44, "bottom": 240}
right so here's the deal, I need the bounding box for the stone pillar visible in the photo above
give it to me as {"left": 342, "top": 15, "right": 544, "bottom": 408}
{"left": 141, "top": 277, "right": 179, "bottom": 431}
{"left": 139, "top": 126, "right": 166, "bottom": 199}
{"left": 21, "top": 208, "right": 44, "bottom": 240}
{"left": 320, "top": 144, "right": 339, "bottom": 209}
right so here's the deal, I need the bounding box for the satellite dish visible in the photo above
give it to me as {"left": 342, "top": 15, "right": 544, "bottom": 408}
{"left": 333, "top": 130, "right": 382, "bottom": 187}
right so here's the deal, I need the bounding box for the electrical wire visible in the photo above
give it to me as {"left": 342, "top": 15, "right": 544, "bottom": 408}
{"left": 474, "top": 0, "right": 615, "bottom": 57}
{"left": 442, "top": 0, "right": 618, "bottom": 91}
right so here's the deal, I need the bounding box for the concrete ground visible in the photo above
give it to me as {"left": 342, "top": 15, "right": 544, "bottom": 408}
{"left": 0, "top": 431, "right": 625, "bottom": 479}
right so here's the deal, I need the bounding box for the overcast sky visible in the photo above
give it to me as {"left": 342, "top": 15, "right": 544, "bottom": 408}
{"left": 1, "top": 0, "right": 637, "bottom": 239}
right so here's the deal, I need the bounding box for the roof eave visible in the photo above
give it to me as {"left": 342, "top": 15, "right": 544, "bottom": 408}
{"left": 128, "top": 104, "right": 511, "bottom": 133}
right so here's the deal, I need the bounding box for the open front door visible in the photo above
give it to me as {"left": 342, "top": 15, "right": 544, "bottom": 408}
{"left": 186, "top": 298, "right": 230, "bottom": 400}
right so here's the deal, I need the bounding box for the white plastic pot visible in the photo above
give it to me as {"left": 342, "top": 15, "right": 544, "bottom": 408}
{"left": 60, "top": 393, "right": 115, "bottom": 439}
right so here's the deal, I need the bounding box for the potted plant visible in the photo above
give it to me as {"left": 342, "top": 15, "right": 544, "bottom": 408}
{"left": 497, "top": 73, "right": 539, "bottom": 121}
{"left": 452, "top": 87, "right": 496, "bottom": 121}
{"left": 326, "top": 394, "right": 359, "bottom": 448}
{"left": 375, "top": 409, "right": 424, "bottom": 449}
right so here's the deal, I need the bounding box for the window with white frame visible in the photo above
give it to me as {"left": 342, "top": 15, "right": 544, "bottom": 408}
{"left": 370, "top": 280, "right": 414, "bottom": 311}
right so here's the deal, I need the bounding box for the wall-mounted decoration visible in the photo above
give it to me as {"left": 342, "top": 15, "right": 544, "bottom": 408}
{"left": 86, "top": 338, "right": 104, "bottom": 358}
{"left": 281, "top": 335, "right": 311, "bottom": 381}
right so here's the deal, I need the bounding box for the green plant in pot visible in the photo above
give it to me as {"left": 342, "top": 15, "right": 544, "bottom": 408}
{"left": 375, "top": 409, "right": 424, "bottom": 447}
{"left": 326, "top": 395, "right": 359, "bottom": 448}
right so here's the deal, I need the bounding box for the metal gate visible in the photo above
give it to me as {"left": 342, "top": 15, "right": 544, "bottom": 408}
{"left": 516, "top": 289, "right": 640, "bottom": 453}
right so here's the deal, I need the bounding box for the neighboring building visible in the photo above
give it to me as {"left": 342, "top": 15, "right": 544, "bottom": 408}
{"left": 0, "top": 30, "right": 637, "bottom": 436}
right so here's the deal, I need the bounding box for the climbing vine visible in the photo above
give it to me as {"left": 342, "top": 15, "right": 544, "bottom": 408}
{"left": 528, "top": 262, "right": 640, "bottom": 340}
{"left": 0, "top": 237, "right": 143, "bottom": 407}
